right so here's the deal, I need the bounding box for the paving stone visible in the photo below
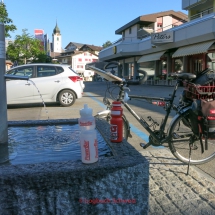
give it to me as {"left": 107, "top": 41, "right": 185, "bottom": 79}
{"left": 150, "top": 189, "right": 163, "bottom": 197}
{"left": 184, "top": 180, "right": 201, "bottom": 188}
{"left": 160, "top": 185, "right": 176, "bottom": 194}
{"left": 183, "top": 191, "right": 199, "bottom": 200}
{"left": 160, "top": 203, "right": 180, "bottom": 213}
{"left": 192, "top": 185, "right": 209, "bottom": 195}
{"left": 149, "top": 183, "right": 160, "bottom": 191}
{"left": 154, "top": 180, "right": 169, "bottom": 187}
{"left": 198, "top": 207, "right": 215, "bottom": 215}
{"left": 208, "top": 187, "right": 215, "bottom": 194}
{"left": 200, "top": 193, "right": 215, "bottom": 202}
{"left": 159, "top": 171, "right": 175, "bottom": 177}
{"left": 166, "top": 192, "right": 185, "bottom": 201}
{"left": 176, "top": 185, "right": 192, "bottom": 194}
{"left": 199, "top": 180, "right": 215, "bottom": 188}
{"left": 148, "top": 203, "right": 164, "bottom": 214}
{"left": 208, "top": 200, "right": 215, "bottom": 209}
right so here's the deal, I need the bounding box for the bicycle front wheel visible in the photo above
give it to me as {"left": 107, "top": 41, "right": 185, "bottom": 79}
{"left": 95, "top": 113, "right": 129, "bottom": 141}
{"left": 168, "top": 110, "right": 215, "bottom": 165}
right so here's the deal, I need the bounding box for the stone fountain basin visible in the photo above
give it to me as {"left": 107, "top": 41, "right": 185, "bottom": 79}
{"left": 0, "top": 118, "right": 149, "bottom": 214}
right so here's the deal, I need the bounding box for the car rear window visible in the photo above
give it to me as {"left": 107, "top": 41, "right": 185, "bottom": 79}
{"left": 56, "top": 66, "right": 64, "bottom": 74}
{"left": 37, "top": 66, "right": 57, "bottom": 77}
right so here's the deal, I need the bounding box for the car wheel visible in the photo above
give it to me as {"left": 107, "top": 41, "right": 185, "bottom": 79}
{"left": 58, "top": 90, "right": 76, "bottom": 107}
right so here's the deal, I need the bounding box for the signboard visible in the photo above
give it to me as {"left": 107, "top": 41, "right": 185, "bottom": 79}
{"left": 151, "top": 31, "right": 174, "bottom": 44}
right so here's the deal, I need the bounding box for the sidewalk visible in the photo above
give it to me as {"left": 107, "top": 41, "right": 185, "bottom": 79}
{"left": 140, "top": 149, "right": 215, "bottom": 215}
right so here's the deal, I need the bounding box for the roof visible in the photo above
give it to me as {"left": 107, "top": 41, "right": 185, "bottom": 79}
{"left": 79, "top": 44, "right": 103, "bottom": 52}
{"left": 55, "top": 51, "right": 98, "bottom": 58}
{"left": 53, "top": 22, "right": 60, "bottom": 34}
{"left": 64, "top": 42, "right": 84, "bottom": 50}
{"left": 115, "top": 10, "right": 188, "bottom": 34}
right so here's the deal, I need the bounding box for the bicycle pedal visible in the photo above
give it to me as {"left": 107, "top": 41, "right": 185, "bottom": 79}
{"left": 140, "top": 142, "right": 151, "bottom": 149}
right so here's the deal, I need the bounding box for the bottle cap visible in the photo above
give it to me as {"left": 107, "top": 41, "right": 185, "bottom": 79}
{"left": 80, "top": 104, "right": 93, "bottom": 117}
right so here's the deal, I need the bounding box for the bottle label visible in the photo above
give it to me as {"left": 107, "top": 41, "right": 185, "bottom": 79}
{"left": 94, "top": 139, "right": 98, "bottom": 158}
{"left": 80, "top": 121, "right": 93, "bottom": 126}
{"left": 110, "top": 124, "right": 118, "bottom": 140}
{"left": 83, "top": 140, "right": 90, "bottom": 160}
{"left": 111, "top": 110, "right": 121, "bottom": 115}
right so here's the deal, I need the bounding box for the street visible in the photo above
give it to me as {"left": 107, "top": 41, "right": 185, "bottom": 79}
{"left": 7, "top": 82, "right": 215, "bottom": 180}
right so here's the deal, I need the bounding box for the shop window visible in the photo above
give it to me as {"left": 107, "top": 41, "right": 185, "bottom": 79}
{"left": 174, "top": 58, "right": 183, "bottom": 73}
{"left": 162, "top": 61, "right": 167, "bottom": 75}
{"left": 194, "top": 59, "right": 202, "bottom": 73}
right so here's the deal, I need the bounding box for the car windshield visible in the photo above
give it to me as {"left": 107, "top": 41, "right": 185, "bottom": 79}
{"left": 68, "top": 66, "right": 80, "bottom": 76}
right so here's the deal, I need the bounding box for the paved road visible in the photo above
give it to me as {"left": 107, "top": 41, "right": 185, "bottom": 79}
{"left": 7, "top": 81, "right": 215, "bottom": 214}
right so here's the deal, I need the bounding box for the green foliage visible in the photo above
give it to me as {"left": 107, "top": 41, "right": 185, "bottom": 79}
{"left": 32, "top": 54, "right": 52, "bottom": 63}
{"left": 0, "top": 2, "right": 17, "bottom": 38}
{"left": 7, "top": 29, "right": 46, "bottom": 64}
{"left": 102, "top": 40, "right": 112, "bottom": 48}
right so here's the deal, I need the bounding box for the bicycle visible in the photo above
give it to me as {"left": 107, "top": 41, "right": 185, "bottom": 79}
{"left": 89, "top": 65, "right": 215, "bottom": 169}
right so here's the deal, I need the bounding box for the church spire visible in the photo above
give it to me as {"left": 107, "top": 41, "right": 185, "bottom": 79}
{"left": 53, "top": 20, "right": 60, "bottom": 34}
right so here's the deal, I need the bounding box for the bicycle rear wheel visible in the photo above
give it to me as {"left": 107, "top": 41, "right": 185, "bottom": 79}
{"left": 168, "top": 110, "right": 215, "bottom": 165}
{"left": 95, "top": 113, "right": 130, "bottom": 140}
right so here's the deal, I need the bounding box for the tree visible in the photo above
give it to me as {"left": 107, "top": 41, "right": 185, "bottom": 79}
{"left": 102, "top": 40, "right": 112, "bottom": 48}
{"left": 31, "top": 53, "right": 52, "bottom": 63}
{"left": 0, "top": 2, "right": 17, "bottom": 38}
{"left": 7, "top": 29, "right": 46, "bottom": 64}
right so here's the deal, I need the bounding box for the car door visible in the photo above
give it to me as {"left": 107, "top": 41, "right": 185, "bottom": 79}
{"left": 33, "top": 65, "right": 63, "bottom": 102}
{"left": 6, "top": 66, "right": 35, "bottom": 104}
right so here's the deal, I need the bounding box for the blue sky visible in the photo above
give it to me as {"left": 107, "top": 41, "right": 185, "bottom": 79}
{"left": 4, "top": 0, "right": 187, "bottom": 49}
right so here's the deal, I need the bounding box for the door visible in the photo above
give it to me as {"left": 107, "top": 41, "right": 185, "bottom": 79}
{"left": 6, "top": 66, "right": 34, "bottom": 104}
{"left": 33, "top": 65, "right": 63, "bottom": 102}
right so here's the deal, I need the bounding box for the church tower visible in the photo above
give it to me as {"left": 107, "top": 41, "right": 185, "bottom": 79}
{"left": 52, "top": 22, "right": 62, "bottom": 53}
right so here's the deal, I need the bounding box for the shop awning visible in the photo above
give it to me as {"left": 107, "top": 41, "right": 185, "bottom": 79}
{"left": 172, "top": 40, "right": 214, "bottom": 58}
{"left": 137, "top": 51, "right": 166, "bottom": 63}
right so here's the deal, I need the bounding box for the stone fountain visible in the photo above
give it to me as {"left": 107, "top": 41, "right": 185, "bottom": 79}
{"left": 0, "top": 23, "right": 149, "bottom": 214}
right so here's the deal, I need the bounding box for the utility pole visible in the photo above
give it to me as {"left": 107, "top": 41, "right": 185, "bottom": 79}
{"left": 0, "top": 22, "right": 9, "bottom": 163}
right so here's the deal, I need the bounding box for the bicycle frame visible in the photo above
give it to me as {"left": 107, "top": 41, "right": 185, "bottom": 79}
{"left": 116, "top": 80, "right": 183, "bottom": 145}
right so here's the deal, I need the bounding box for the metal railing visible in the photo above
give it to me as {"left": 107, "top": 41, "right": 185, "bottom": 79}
{"left": 190, "top": 7, "right": 213, "bottom": 20}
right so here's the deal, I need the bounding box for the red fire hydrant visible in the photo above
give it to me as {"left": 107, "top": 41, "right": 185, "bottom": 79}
{"left": 110, "top": 101, "right": 123, "bottom": 143}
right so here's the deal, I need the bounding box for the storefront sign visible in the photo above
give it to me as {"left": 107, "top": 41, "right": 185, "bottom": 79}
{"left": 151, "top": 31, "right": 174, "bottom": 44}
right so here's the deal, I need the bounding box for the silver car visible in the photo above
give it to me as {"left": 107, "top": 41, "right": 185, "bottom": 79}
{"left": 6, "top": 63, "right": 85, "bottom": 107}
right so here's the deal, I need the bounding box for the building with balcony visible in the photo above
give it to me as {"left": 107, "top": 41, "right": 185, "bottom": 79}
{"left": 55, "top": 42, "right": 102, "bottom": 74}
{"left": 98, "top": 2, "right": 215, "bottom": 84}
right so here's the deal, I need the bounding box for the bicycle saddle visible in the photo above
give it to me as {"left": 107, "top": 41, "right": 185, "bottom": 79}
{"left": 172, "top": 73, "right": 196, "bottom": 80}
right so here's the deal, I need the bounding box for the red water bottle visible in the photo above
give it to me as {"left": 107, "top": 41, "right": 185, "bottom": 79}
{"left": 110, "top": 101, "right": 123, "bottom": 143}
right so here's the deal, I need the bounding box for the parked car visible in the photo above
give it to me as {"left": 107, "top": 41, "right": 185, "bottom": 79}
{"left": 5, "top": 63, "right": 85, "bottom": 107}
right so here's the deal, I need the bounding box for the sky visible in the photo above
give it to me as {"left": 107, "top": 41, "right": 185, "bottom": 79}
{"left": 4, "top": 0, "right": 187, "bottom": 49}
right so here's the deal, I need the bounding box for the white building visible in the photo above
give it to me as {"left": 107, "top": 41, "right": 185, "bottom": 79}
{"left": 52, "top": 22, "right": 62, "bottom": 53}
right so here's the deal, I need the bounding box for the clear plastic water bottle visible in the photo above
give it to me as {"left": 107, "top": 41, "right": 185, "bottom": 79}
{"left": 79, "top": 104, "right": 98, "bottom": 164}
{"left": 78, "top": 104, "right": 95, "bottom": 131}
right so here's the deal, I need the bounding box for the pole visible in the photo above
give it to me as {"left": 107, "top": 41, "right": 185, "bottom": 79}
{"left": 0, "top": 22, "right": 9, "bottom": 163}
